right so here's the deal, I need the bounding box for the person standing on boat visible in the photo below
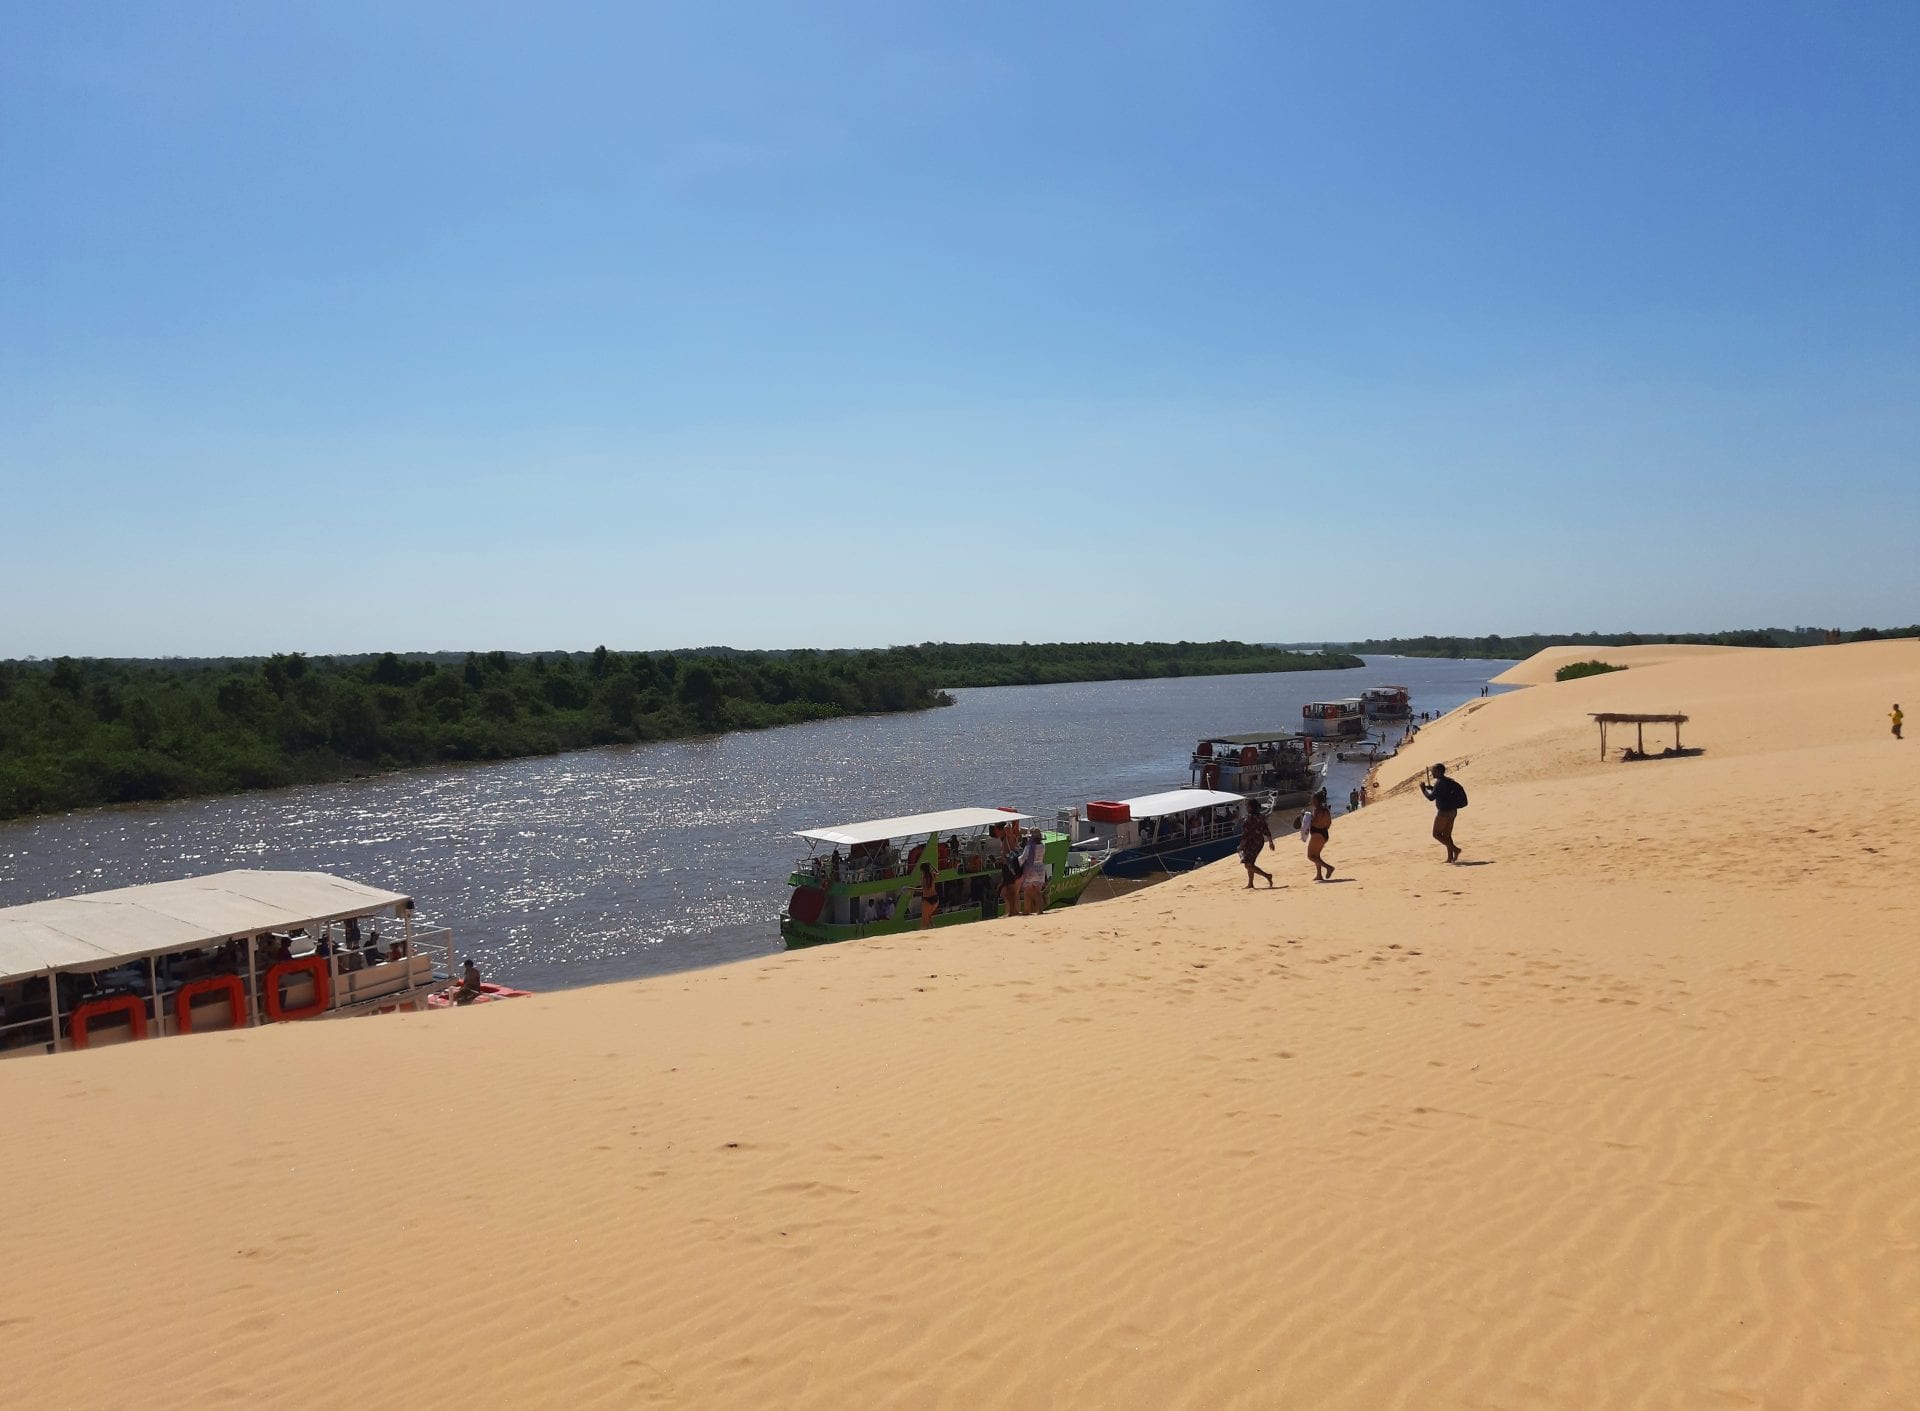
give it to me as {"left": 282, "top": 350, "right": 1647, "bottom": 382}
{"left": 1239, "top": 799, "right": 1274, "bottom": 889}
{"left": 917, "top": 863, "right": 940, "bottom": 929}
{"left": 1306, "top": 789, "right": 1335, "bottom": 881}
{"left": 1420, "top": 762, "right": 1468, "bottom": 863}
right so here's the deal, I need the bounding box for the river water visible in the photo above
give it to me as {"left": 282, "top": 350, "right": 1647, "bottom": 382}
{"left": 0, "top": 656, "right": 1510, "bottom": 989}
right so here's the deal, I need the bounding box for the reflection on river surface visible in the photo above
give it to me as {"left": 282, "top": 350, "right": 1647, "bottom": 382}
{"left": 0, "top": 656, "right": 1509, "bottom": 990}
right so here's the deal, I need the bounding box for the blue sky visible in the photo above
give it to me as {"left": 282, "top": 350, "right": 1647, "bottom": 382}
{"left": 3, "top": 1, "right": 1915, "bottom": 655}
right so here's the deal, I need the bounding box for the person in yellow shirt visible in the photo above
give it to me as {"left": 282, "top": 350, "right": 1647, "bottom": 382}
{"left": 1893, "top": 703, "right": 1904, "bottom": 740}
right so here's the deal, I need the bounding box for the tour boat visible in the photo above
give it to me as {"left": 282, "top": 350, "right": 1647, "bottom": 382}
{"left": 0, "top": 870, "right": 463, "bottom": 1058}
{"left": 1188, "top": 732, "right": 1321, "bottom": 810}
{"left": 1299, "top": 699, "right": 1367, "bottom": 740}
{"left": 1069, "top": 789, "right": 1253, "bottom": 879}
{"left": 1359, "top": 685, "right": 1413, "bottom": 722}
{"left": 780, "top": 807, "right": 1106, "bottom": 947}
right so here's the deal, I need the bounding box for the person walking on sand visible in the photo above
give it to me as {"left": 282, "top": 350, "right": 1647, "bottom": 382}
{"left": 1893, "top": 703, "right": 1904, "bottom": 740}
{"left": 1306, "top": 788, "right": 1336, "bottom": 881}
{"left": 1420, "top": 762, "right": 1468, "bottom": 863}
{"left": 917, "top": 862, "right": 940, "bottom": 929}
{"left": 1239, "top": 798, "right": 1275, "bottom": 889}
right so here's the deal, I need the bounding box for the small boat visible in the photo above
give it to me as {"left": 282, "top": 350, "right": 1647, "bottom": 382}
{"left": 1069, "top": 789, "right": 1251, "bottom": 879}
{"left": 0, "top": 870, "right": 459, "bottom": 1057}
{"left": 780, "top": 807, "right": 1105, "bottom": 947}
{"left": 1335, "top": 736, "right": 1398, "bottom": 764}
{"left": 427, "top": 981, "right": 531, "bottom": 1008}
{"left": 1359, "top": 685, "right": 1413, "bottom": 722}
{"left": 1300, "top": 699, "right": 1367, "bottom": 740}
{"left": 1188, "top": 732, "right": 1321, "bottom": 810}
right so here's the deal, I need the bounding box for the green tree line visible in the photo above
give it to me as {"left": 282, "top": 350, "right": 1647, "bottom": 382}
{"left": 1338, "top": 626, "right": 1920, "bottom": 660}
{"left": 0, "top": 641, "right": 1356, "bottom": 820}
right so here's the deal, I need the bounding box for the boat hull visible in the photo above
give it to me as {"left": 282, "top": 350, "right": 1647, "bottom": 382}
{"left": 1101, "top": 833, "right": 1244, "bottom": 880}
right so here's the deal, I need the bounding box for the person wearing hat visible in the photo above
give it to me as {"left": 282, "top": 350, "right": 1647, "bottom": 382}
{"left": 1419, "top": 763, "right": 1468, "bottom": 863}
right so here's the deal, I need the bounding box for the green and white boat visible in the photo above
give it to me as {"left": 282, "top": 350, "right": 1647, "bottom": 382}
{"left": 780, "top": 807, "right": 1105, "bottom": 948}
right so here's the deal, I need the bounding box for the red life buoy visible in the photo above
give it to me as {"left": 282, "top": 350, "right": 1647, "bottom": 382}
{"left": 70, "top": 993, "right": 149, "bottom": 1049}
{"left": 1239, "top": 746, "right": 1258, "bottom": 766}
{"left": 264, "top": 956, "right": 331, "bottom": 1022}
{"left": 174, "top": 974, "right": 248, "bottom": 1035}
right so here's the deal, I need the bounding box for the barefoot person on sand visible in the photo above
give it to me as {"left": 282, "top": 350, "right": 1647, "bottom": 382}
{"left": 1306, "top": 788, "right": 1335, "bottom": 881}
{"left": 918, "top": 863, "right": 939, "bottom": 929}
{"left": 1420, "top": 762, "right": 1468, "bottom": 863}
{"left": 1893, "top": 703, "right": 1904, "bottom": 740}
{"left": 1239, "top": 798, "right": 1274, "bottom": 889}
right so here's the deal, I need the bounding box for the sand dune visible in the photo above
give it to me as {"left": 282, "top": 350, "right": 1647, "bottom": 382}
{"left": 1491, "top": 641, "right": 1761, "bottom": 687}
{"left": 3, "top": 642, "right": 1916, "bottom": 1409}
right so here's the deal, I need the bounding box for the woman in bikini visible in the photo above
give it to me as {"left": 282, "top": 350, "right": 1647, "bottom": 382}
{"left": 918, "top": 862, "right": 940, "bottom": 929}
{"left": 1239, "top": 798, "right": 1274, "bottom": 888}
{"left": 1306, "top": 788, "right": 1335, "bottom": 882}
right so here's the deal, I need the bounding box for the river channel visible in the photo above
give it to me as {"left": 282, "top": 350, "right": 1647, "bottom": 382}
{"left": 0, "top": 656, "right": 1511, "bottom": 989}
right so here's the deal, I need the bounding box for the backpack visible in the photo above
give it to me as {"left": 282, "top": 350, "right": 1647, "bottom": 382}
{"left": 1442, "top": 778, "right": 1468, "bottom": 810}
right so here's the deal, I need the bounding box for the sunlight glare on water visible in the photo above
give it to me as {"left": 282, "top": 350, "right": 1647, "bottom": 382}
{"left": 0, "top": 658, "right": 1508, "bottom": 989}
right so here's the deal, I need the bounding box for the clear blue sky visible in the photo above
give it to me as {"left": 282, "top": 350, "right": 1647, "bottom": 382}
{"left": 4, "top": 2, "right": 1915, "bottom": 656}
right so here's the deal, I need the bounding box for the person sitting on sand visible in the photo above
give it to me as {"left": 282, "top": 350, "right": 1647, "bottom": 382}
{"left": 454, "top": 956, "right": 484, "bottom": 1005}
{"left": 918, "top": 863, "right": 940, "bottom": 929}
{"left": 1239, "top": 798, "right": 1274, "bottom": 889}
{"left": 1307, "top": 788, "right": 1335, "bottom": 881}
{"left": 1893, "top": 703, "right": 1904, "bottom": 740}
{"left": 1420, "top": 762, "right": 1468, "bottom": 863}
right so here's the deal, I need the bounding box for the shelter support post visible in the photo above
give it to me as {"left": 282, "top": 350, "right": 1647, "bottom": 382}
{"left": 149, "top": 955, "right": 161, "bottom": 1038}
{"left": 246, "top": 937, "right": 260, "bottom": 1027}
{"left": 47, "top": 968, "right": 60, "bottom": 1055}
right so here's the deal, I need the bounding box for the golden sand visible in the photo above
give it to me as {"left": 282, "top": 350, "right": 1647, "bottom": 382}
{"left": 3, "top": 641, "right": 1917, "bottom": 1409}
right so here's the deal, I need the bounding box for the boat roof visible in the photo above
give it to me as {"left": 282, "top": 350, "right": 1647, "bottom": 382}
{"left": 1119, "top": 788, "right": 1246, "bottom": 819}
{"left": 0, "top": 870, "right": 412, "bottom": 984}
{"left": 1204, "top": 731, "right": 1303, "bottom": 745}
{"left": 1306, "top": 698, "right": 1364, "bottom": 707}
{"left": 1362, "top": 685, "right": 1409, "bottom": 693}
{"left": 795, "top": 807, "right": 1031, "bottom": 847}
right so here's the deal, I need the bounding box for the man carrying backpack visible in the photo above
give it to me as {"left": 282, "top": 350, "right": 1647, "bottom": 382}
{"left": 1419, "top": 762, "right": 1468, "bottom": 863}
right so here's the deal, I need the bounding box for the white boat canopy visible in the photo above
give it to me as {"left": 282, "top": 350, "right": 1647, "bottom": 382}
{"left": 795, "top": 808, "right": 1031, "bottom": 848}
{"left": 0, "top": 870, "right": 412, "bottom": 984}
{"left": 1120, "top": 789, "right": 1247, "bottom": 819}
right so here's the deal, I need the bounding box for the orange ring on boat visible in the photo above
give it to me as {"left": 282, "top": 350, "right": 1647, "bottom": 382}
{"left": 70, "top": 993, "right": 149, "bottom": 1049}
{"left": 1239, "top": 746, "right": 1258, "bottom": 765}
{"left": 174, "top": 973, "right": 248, "bottom": 1035}
{"left": 263, "top": 956, "right": 331, "bottom": 1022}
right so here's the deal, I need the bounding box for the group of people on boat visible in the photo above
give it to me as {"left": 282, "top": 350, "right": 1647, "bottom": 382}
{"left": 920, "top": 825, "right": 1049, "bottom": 928}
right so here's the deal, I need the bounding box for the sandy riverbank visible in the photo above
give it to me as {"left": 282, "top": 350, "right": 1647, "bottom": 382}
{"left": 3, "top": 641, "right": 1916, "bottom": 1409}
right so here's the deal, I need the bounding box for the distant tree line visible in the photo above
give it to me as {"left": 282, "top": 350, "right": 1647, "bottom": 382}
{"left": 1337, "top": 627, "right": 1920, "bottom": 660}
{"left": 0, "top": 640, "right": 1356, "bottom": 821}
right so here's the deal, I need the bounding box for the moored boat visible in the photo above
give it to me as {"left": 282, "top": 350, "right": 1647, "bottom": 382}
{"left": 780, "top": 807, "right": 1103, "bottom": 947}
{"left": 1360, "top": 685, "right": 1413, "bottom": 722}
{"left": 0, "top": 870, "right": 462, "bottom": 1057}
{"left": 1300, "top": 699, "right": 1367, "bottom": 739}
{"left": 1188, "top": 732, "right": 1321, "bottom": 810}
{"left": 1070, "top": 789, "right": 1251, "bottom": 879}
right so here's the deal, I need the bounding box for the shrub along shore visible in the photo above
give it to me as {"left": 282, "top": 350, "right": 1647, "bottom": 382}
{"left": 0, "top": 640, "right": 1359, "bottom": 821}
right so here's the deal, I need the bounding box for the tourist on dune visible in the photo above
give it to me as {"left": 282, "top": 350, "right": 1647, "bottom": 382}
{"left": 918, "top": 863, "right": 940, "bottom": 929}
{"left": 1306, "top": 789, "right": 1335, "bottom": 881}
{"left": 1239, "top": 798, "right": 1274, "bottom": 889}
{"left": 1420, "top": 762, "right": 1468, "bottom": 863}
{"left": 1893, "top": 703, "right": 1904, "bottom": 740}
